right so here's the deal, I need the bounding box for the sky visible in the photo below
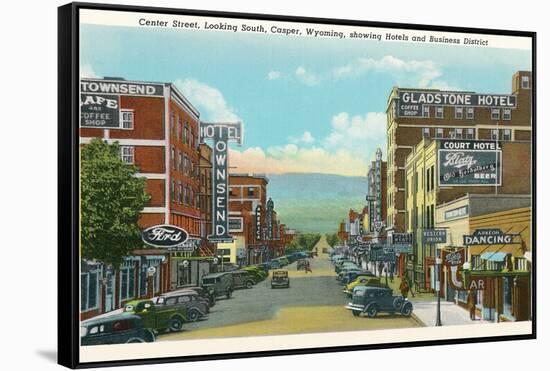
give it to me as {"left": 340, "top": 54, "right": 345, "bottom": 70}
{"left": 80, "top": 22, "right": 531, "bottom": 176}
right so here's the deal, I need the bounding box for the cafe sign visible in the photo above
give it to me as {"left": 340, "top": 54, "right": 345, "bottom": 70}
{"left": 141, "top": 224, "right": 189, "bottom": 249}
{"left": 464, "top": 228, "right": 516, "bottom": 246}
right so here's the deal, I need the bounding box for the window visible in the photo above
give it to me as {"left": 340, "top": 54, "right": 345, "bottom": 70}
{"left": 184, "top": 155, "right": 189, "bottom": 175}
{"left": 170, "top": 112, "right": 175, "bottom": 134}
{"left": 422, "top": 105, "right": 430, "bottom": 117}
{"left": 177, "top": 150, "right": 182, "bottom": 171}
{"left": 171, "top": 146, "right": 175, "bottom": 169}
{"left": 171, "top": 180, "right": 176, "bottom": 201}
{"left": 190, "top": 188, "right": 194, "bottom": 207}
{"left": 503, "top": 109, "right": 512, "bottom": 120}
{"left": 436, "top": 128, "right": 443, "bottom": 138}
{"left": 426, "top": 168, "right": 431, "bottom": 192}
{"left": 491, "top": 129, "right": 499, "bottom": 140}
{"left": 436, "top": 106, "right": 444, "bottom": 118}
{"left": 120, "top": 266, "right": 135, "bottom": 301}
{"left": 491, "top": 109, "right": 500, "bottom": 120}
{"left": 121, "top": 146, "right": 134, "bottom": 164}
{"left": 121, "top": 110, "right": 134, "bottom": 129}
{"left": 466, "top": 107, "right": 474, "bottom": 119}
{"left": 521, "top": 75, "right": 530, "bottom": 89}
{"left": 176, "top": 118, "right": 180, "bottom": 140}
{"left": 178, "top": 181, "right": 183, "bottom": 204}
{"left": 184, "top": 123, "right": 189, "bottom": 144}
{"left": 184, "top": 185, "right": 190, "bottom": 205}
{"left": 503, "top": 129, "right": 512, "bottom": 141}
{"left": 455, "top": 128, "right": 463, "bottom": 139}
{"left": 423, "top": 127, "right": 430, "bottom": 138}
{"left": 248, "top": 187, "right": 255, "bottom": 197}
{"left": 454, "top": 107, "right": 463, "bottom": 119}
{"left": 81, "top": 271, "right": 99, "bottom": 311}
{"left": 190, "top": 129, "right": 194, "bottom": 148}
{"left": 466, "top": 128, "right": 475, "bottom": 139}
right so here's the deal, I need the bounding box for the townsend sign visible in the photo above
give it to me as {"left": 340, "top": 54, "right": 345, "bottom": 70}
{"left": 141, "top": 224, "right": 189, "bottom": 249}
{"left": 396, "top": 91, "right": 516, "bottom": 117}
{"left": 200, "top": 122, "right": 243, "bottom": 243}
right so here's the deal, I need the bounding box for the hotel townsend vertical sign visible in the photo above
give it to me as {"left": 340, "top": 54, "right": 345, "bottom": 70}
{"left": 200, "top": 122, "right": 243, "bottom": 242}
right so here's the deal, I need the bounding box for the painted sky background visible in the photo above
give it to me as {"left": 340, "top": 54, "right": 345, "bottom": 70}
{"left": 80, "top": 23, "right": 531, "bottom": 176}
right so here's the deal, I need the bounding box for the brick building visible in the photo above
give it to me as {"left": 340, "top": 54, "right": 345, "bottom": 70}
{"left": 386, "top": 71, "right": 532, "bottom": 233}
{"left": 79, "top": 77, "right": 209, "bottom": 319}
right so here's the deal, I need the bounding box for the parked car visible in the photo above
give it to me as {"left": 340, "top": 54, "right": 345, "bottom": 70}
{"left": 81, "top": 314, "right": 155, "bottom": 346}
{"left": 243, "top": 266, "right": 267, "bottom": 282}
{"left": 184, "top": 286, "right": 216, "bottom": 307}
{"left": 345, "top": 286, "right": 413, "bottom": 318}
{"left": 201, "top": 272, "right": 234, "bottom": 299}
{"left": 344, "top": 276, "right": 387, "bottom": 296}
{"left": 230, "top": 270, "right": 257, "bottom": 289}
{"left": 155, "top": 290, "right": 209, "bottom": 322}
{"left": 278, "top": 256, "right": 290, "bottom": 266}
{"left": 335, "top": 262, "right": 359, "bottom": 274}
{"left": 339, "top": 270, "right": 374, "bottom": 284}
{"left": 271, "top": 270, "right": 290, "bottom": 288}
{"left": 123, "top": 299, "right": 187, "bottom": 333}
{"left": 269, "top": 260, "right": 282, "bottom": 269}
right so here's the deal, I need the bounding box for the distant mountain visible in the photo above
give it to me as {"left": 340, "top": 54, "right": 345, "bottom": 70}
{"left": 266, "top": 173, "right": 367, "bottom": 234}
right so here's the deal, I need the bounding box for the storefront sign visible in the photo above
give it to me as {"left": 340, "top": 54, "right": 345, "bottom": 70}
{"left": 396, "top": 91, "right": 516, "bottom": 117}
{"left": 369, "top": 245, "right": 396, "bottom": 262}
{"left": 141, "top": 224, "right": 189, "bottom": 248}
{"left": 422, "top": 229, "right": 447, "bottom": 244}
{"left": 255, "top": 204, "right": 262, "bottom": 241}
{"left": 468, "top": 278, "right": 487, "bottom": 291}
{"left": 267, "top": 199, "right": 274, "bottom": 240}
{"left": 228, "top": 217, "right": 243, "bottom": 232}
{"left": 81, "top": 79, "right": 164, "bottom": 97}
{"left": 438, "top": 141, "right": 502, "bottom": 186}
{"left": 392, "top": 232, "right": 413, "bottom": 245}
{"left": 80, "top": 93, "right": 120, "bottom": 128}
{"left": 444, "top": 205, "right": 469, "bottom": 220}
{"left": 200, "top": 122, "right": 243, "bottom": 242}
{"left": 463, "top": 228, "right": 516, "bottom": 246}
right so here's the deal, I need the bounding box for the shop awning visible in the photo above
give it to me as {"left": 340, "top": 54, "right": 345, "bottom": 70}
{"left": 480, "top": 252, "right": 507, "bottom": 261}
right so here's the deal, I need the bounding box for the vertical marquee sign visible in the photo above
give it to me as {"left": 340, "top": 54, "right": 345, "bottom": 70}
{"left": 199, "top": 122, "right": 243, "bottom": 242}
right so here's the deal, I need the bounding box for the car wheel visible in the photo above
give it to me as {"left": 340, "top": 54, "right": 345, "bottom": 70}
{"left": 168, "top": 317, "right": 184, "bottom": 332}
{"left": 352, "top": 310, "right": 361, "bottom": 317}
{"left": 365, "top": 304, "right": 378, "bottom": 318}
{"left": 246, "top": 281, "right": 253, "bottom": 289}
{"left": 393, "top": 297, "right": 404, "bottom": 310}
{"left": 126, "top": 338, "right": 145, "bottom": 343}
{"left": 401, "top": 302, "right": 413, "bottom": 317}
{"left": 188, "top": 308, "right": 200, "bottom": 322}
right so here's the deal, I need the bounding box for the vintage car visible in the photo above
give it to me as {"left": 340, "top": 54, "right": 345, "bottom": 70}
{"left": 344, "top": 276, "right": 388, "bottom": 296}
{"left": 155, "top": 290, "right": 209, "bottom": 322}
{"left": 339, "top": 270, "right": 375, "bottom": 284}
{"left": 230, "top": 270, "right": 257, "bottom": 289}
{"left": 81, "top": 314, "right": 155, "bottom": 346}
{"left": 271, "top": 270, "right": 290, "bottom": 288}
{"left": 335, "top": 262, "right": 359, "bottom": 274}
{"left": 278, "top": 256, "right": 290, "bottom": 266}
{"left": 243, "top": 266, "right": 267, "bottom": 282}
{"left": 201, "top": 272, "right": 235, "bottom": 299}
{"left": 345, "top": 286, "right": 413, "bottom": 318}
{"left": 184, "top": 286, "right": 216, "bottom": 307}
{"left": 123, "top": 299, "right": 187, "bottom": 333}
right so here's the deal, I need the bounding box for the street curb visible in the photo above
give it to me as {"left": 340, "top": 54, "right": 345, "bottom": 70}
{"left": 411, "top": 313, "right": 427, "bottom": 327}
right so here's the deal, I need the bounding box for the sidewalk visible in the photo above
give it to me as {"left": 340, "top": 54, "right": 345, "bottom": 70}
{"left": 411, "top": 300, "right": 490, "bottom": 327}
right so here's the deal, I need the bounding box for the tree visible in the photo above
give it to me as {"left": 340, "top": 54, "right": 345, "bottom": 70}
{"left": 81, "top": 138, "right": 151, "bottom": 268}
{"left": 325, "top": 233, "right": 339, "bottom": 248}
{"left": 284, "top": 232, "right": 321, "bottom": 255}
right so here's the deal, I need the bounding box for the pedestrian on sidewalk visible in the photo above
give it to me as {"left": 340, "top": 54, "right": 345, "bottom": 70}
{"left": 468, "top": 290, "right": 477, "bottom": 320}
{"left": 399, "top": 277, "right": 410, "bottom": 298}
{"left": 378, "top": 262, "right": 384, "bottom": 277}
{"left": 389, "top": 262, "right": 395, "bottom": 283}
{"left": 304, "top": 261, "right": 312, "bottom": 274}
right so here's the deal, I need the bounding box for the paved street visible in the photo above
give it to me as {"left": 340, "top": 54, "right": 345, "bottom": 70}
{"left": 159, "top": 236, "right": 419, "bottom": 341}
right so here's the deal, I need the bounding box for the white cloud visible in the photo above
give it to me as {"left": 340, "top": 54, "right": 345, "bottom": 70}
{"left": 295, "top": 66, "right": 320, "bottom": 86}
{"left": 332, "top": 55, "right": 452, "bottom": 89}
{"left": 229, "top": 146, "right": 368, "bottom": 176}
{"left": 267, "top": 70, "right": 282, "bottom": 80}
{"left": 175, "top": 78, "right": 241, "bottom": 122}
{"left": 81, "top": 64, "right": 98, "bottom": 78}
{"left": 289, "top": 131, "right": 315, "bottom": 144}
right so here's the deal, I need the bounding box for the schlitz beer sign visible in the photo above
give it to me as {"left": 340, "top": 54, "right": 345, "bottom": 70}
{"left": 463, "top": 228, "right": 516, "bottom": 246}
{"left": 442, "top": 248, "right": 465, "bottom": 290}
{"left": 396, "top": 91, "right": 516, "bottom": 117}
{"left": 438, "top": 140, "right": 502, "bottom": 186}
{"left": 200, "top": 122, "right": 243, "bottom": 242}
{"left": 141, "top": 224, "right": 189, "bottom": 249}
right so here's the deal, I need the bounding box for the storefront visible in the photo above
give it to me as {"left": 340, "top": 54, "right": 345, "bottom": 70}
{"left": 169, "top": 254, "right": 214, "bottom": 289}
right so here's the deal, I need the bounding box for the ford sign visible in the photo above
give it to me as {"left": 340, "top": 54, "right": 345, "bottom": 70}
{"left": 141, "top": 224, "right": 189, "bottom": 248}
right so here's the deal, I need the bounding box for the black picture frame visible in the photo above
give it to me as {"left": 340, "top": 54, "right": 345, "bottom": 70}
{"left": 58, "top": 2, "right": 536, "bottom": 368}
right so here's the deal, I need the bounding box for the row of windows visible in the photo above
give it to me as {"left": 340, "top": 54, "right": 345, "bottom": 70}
{"left": 170, "top": 112, "right": 199, "bottom": 149}
{"left": 229, "top": 187, "right": 258, "bottom": 197}
{"left": 422, "top": 127, "right": 512, "bottom": 141}
{"left": 423, "top": 106, "right": 512, "bottom": 120}
{"left": 171, "top": 180, "right": 200, "bottom": 208}
{"left": 171, "top": 146, "right": 199, "bottom": 178}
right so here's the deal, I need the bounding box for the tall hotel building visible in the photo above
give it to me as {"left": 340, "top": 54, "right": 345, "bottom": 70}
{"left": 385, "top": 71, "right": 532, "bottom": 233}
